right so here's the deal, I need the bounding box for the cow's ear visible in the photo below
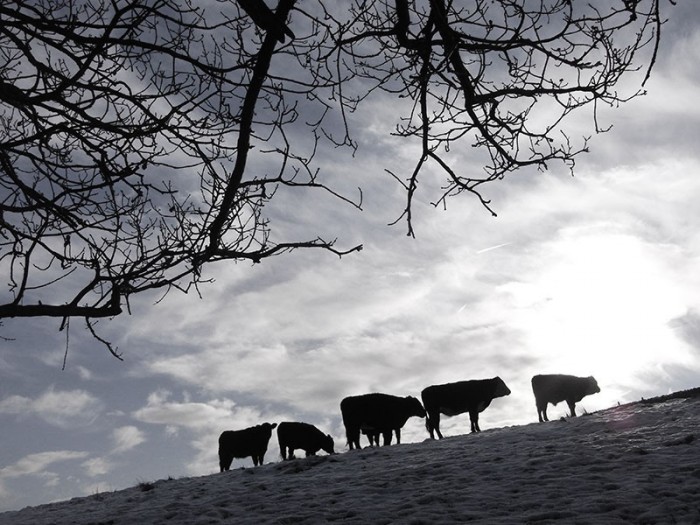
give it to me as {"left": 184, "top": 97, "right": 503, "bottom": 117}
{"left": 271, "top": 423, "right": 278, "bottom": 429}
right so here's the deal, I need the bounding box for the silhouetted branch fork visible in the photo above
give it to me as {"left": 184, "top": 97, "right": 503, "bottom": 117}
{"left": 236, "top": 0, "right": 295, "bottom": 43}
{"left": 204, "top": 0, "right": 297, "bottom": 260}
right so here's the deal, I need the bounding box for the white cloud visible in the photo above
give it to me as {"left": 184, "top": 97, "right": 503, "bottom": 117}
{"left": 0, "top": 451, "right": 89, "bottom": 479}
{"left": 132, "top": 390, "right": 269, "bottom": 433}
{"left": 111, "top": 426, "right": 146, "bottom": 454}
{"left": 76, "top": 366, "right": 94, "bottom": 381}
{"left": 0, "top": 387, "right": 103, "bottom": 428}
{"left": 81, "top": 457, "right": 113, "bottom": 478}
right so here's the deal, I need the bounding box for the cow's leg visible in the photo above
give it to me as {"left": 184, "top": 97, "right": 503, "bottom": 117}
{"left": 426, "top": 410, "right": 442, "bottom": 439}
{"left": 348, "top": 427, "right": 361, "bottom": 450}
{"left": 219, "top": 450, "right": 234, "bottom": 472}
{"left": 567, "top": 400, "right": 577, "bottom": 417}
{"left": 382, "top": 430, "right": 392, "bottom": 446}
{"left": 395, "top": 428, "right": 401, "bottom": 445}
{"left": 469, "top": 410, "right": 480, "bottom": 433}
{"left": 280, "top": 443, "right": 287, "bottom": 460}
{"left": 536, "top": 401, "right": 546, "bottom": 422}
{"left": 365, "top": 432, "right": 376, "bottom": 447}
{"left": 354, "top": 429, "right": 362, "bottom": 449}
{"left": 425, "top": 418, "right": 434, "bottom": 439}
{"left": 289, "top": 448, "right": 296, "bottom": 459}
{"left": 347, "top": 428, "right": 355, "bottom": 450}
{"left": 256, "top": 452, "right": 265, "bottom": 466}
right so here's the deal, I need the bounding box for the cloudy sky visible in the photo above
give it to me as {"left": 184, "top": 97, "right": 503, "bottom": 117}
{"left": 2, "top": 1, "right": 700, "bottom": 513}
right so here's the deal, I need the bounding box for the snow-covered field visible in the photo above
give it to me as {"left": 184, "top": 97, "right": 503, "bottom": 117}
{"left": 2, "top": 392, "right": 699, "bottom": 524}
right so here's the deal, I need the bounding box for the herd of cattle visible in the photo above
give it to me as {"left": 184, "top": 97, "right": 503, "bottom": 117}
{"left": 218, "top": 373, "right": 601, "bottom": 471}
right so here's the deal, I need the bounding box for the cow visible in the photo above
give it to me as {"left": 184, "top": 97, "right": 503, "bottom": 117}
{"left": 277, "top": 422, "right": 335, "bottom": 459}
{"left": 340, "top": 393, "right": 426, "bottom": 450}
{"left": 421, "top": 377, "right": 511, "bottom": 438}
{"left": 531, "top": 374, "right": 600, "bottom": 422}
{"left": 218, "top": 422, "right": 277, "bottom": 471}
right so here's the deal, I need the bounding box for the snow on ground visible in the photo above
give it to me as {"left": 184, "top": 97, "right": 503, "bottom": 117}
{"left": 2, "top": 393, "right": 699, "bottom": 524}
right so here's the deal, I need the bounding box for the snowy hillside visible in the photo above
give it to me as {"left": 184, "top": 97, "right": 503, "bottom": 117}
{"left": 2, "top": 391, "right": 699, "bottom": 524}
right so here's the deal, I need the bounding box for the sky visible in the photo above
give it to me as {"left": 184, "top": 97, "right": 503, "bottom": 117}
{"left": 1, "top": 0, "right": 700, "bottom": 513}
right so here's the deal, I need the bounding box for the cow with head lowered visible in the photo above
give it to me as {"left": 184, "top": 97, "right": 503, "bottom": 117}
{"left": 218, "top": 422, "right": 277, "bottom": 471}
{"left": 340, "top": 393, "right": 426, "bottom": 450}
{"left": 421, "top": 377, "right": 511, "bottom": 438}
{"left": 531, "top": 374, "right": 600, "bottom": 422}
{"left": 277, "top": 422, "right": 335, "bottom": 459}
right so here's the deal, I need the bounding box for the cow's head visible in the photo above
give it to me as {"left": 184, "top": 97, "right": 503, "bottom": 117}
{"left": 260, "top": 422, "right": 278, "bottom": 436}
{"left": 493, "top": 377, "right": 512, "bottom": 398}
{"left": 322, "top": 434, "right": 335, "bottom": 455}
{"left": 586, "top": 376, "right": 600, "bottom": 395}
{"left": 406, "top": 396, "right": 427, "bottom": 418}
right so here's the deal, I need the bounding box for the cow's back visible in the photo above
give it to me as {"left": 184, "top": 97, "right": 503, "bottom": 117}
{"left": 219, "top": 429, "right": 250, "bottom": 456}
{"left": 342, "top": 393, "right": 422, "bottom": 431}
{"left": 278, "top": 422, "right": 318, "bottom": 445}
{"left": 422, "top": 380, "right": 491, "bottom": 414}
{"left": 341, "top": 393, "right": 391, "bottom": 426}
{"left": 422, "top": 382, "right": 466, "bottom": 414}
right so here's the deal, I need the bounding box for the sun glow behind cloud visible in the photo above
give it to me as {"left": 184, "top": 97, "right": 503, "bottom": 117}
{"left": 498, "top": 226, "right": 694, "bottom": 397}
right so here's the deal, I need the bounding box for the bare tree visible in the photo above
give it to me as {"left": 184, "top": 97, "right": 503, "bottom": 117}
{"left": 0, "top": 0, "right": 670, "bottom": 344}
{"left": 332, "top": 0, "right": 671, "bottom": 235}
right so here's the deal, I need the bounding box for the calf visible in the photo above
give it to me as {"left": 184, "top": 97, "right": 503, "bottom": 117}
{"left": 340, "top": 393, "right": 426, "bottom": 450}
{"left": 421, "top": 377, "right": 511, "bottom": 438}
{"left": 532, "top": 374, "right": 600, "bottom": 422}
{"left": 218, "top": 422, "right": 277, "bottom": 471}
{"left": 277, "top": 422, "right": 334, "bottom": 459}
{"left": 361, "top": 427, "right": 395, "bottom": 447}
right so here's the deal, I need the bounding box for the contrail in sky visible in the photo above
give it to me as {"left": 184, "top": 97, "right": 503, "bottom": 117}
{"left": 476, "top": 242, "right": 511, "bottom": 254}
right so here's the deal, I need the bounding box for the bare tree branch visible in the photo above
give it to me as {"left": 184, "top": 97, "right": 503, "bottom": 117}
{"left": 0, "top": 0, "right": 672, "bottom": 354}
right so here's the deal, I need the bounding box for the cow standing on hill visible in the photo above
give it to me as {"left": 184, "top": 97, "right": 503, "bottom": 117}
{"left": 340, "top": 393, "right": 426, "bottom": 450}
{"left": 277, "top": 422, "right": 335, "bottom": 459}
{"left": 218, "top": 422, "right": 277, "bottom": 471}
{"left": 421, "top": 377, "right": 511, "bottom": 438}
{"left": 531, "top": 374, "right": 600, "bottom": 422}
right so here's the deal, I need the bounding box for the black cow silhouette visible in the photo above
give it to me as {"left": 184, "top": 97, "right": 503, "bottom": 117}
{"left": 340, "top": 393, "right": 426, "bottom": 450}
{"left": 421, "top": 377, "right": 511, "bottom": 438}
{"left": 218, "top": 422, "right": 277, "bottom": 471}
{"left": 277, "top": 421, "right": 334, "bottom": 459}
{"left": 531, "top": 374, "right": 600, "bottom": 422}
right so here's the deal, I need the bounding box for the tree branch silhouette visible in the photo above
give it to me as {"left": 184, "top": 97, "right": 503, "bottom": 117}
{"left": 0, "top": 0, "right": 670, "bottom": 352}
